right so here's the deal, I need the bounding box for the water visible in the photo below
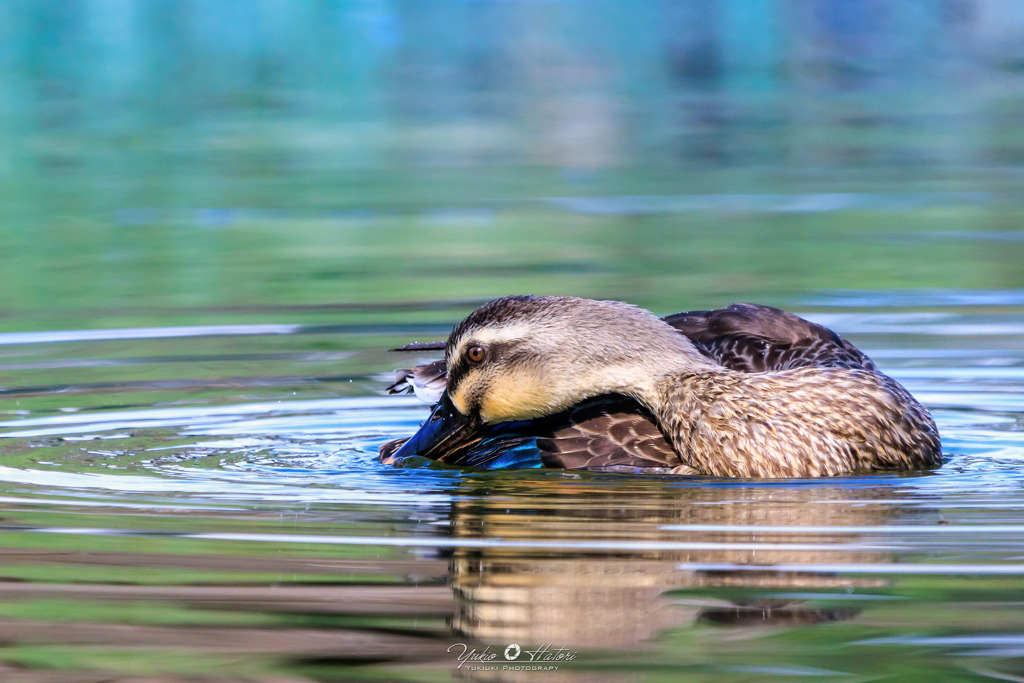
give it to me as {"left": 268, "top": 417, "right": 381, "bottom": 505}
{"left": 3, "top": 2, "right": 1024, "bottom": 680}
{"left": 0, "top": 295, "right": 1019, "bottom": 681}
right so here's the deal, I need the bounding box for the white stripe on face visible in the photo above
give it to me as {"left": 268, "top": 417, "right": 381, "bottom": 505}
{"left": 448, "top": 323, "right": 532, "bottom": 366}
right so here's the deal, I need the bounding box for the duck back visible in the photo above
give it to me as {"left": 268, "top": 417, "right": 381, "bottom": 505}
{"left": 663, "top": 303, "right": 876, "bottom": 373}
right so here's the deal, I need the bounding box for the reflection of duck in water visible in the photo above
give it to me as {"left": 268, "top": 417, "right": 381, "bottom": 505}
{"left": 445, "top": 477, "right": 908, "bottom": 649}
{"left": 381, "top": 296, "right": 941, "bottom": 477}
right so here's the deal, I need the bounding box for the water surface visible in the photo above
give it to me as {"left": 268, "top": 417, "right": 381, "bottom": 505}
{"left": 0, "top": 295, "right": 1022, "bottom": 681}
{"left": 3, "top": 3, "right": 1024, "bottom": 680}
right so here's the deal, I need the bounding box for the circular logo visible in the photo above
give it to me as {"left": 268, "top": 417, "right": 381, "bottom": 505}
{"left": 504, "top": 643, "right": 521, "bottom": 660}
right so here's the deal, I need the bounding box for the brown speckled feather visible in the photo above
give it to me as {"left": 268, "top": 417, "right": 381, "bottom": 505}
{"left": 655, "top": 368, "right": 941, "bottom": 477}
{"left": 663, "top": 304, "right": 876, "bottom": 372}
{"left": 531, "top": 396, "right": 684, "bottom": 472}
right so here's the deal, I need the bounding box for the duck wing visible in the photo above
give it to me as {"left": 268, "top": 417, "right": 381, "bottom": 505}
{"left": 663, "top": 303, "right": 877, "bottom": 372}
{"left": 532, "top": 396, "right": 684, "bottom": 472}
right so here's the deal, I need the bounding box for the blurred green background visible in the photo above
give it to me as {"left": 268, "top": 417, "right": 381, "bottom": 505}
{"left": 1, "top": 0, "right": 1023, "bottom": 332}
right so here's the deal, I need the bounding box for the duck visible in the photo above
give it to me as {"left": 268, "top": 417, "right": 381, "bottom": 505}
{"left": 379, "top": 296, "right": 942, "bottom": 477}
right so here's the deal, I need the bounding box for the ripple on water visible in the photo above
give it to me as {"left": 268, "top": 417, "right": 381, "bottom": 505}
{"left": 0, "top": 306, "right": 1021, "bottom": 510}
{"left": 0, "top": 302, "right": 1022, "bottom": 681}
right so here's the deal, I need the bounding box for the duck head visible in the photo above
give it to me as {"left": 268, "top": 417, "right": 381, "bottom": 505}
{"left": 389, "top": 295, "right": 714, "bottom": 464}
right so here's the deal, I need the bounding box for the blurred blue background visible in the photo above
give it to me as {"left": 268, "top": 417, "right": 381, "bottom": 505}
{"left": 1, "top": 0, "right": 1023, "bottom": 326}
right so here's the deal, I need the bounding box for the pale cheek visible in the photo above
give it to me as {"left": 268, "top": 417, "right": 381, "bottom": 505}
{"left": 479, "top": 375, "right": 557, "bottom": 423}
{"left": 449, "top": 387, "right": 471, "bottom": 415}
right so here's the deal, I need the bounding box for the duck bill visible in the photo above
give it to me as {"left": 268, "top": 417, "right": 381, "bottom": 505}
{"left": 383, "top": 392, "right": 482, "bottom": 465}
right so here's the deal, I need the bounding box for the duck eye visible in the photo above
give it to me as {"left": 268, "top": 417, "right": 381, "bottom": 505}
{"left": 466, "top": 345, "right": 487, "bottom": 364}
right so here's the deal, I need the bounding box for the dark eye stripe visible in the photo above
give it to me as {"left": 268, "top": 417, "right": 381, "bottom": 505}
{"left": 446, "top": 340, "right": 521, "bottom": 400}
